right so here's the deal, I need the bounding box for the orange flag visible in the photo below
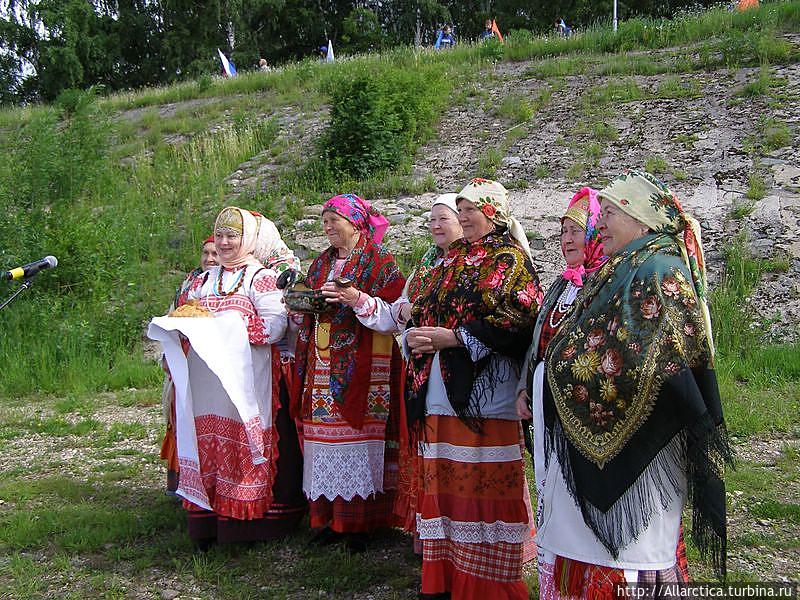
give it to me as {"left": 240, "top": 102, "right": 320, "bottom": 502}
{"left": 491, "top": 19, "right": 504, "bottom": 43}
{"left": 737, "top": 0, "right": 759, "bottom": 10}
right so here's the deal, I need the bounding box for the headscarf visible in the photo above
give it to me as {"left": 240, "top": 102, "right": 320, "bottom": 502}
{"left": 455, "top": 178, "right": 533, "bottom": 262}
{"left": 561, "top": 187, "right": 605, "bottom": 287}
{"left": 250, "top": 211, "right": 300, "bottom": 273}
{"left": 430, "top": 192, "right": 459, "bottom": 215}
{"left": 203, "top": 235, "right": 215, "bottom": 246}
{"left": 323, "top": 194, "right": 389, "bottom": 244}
{"left": 598, "top": 170, "right": 713, "bottom": 356}
{"left": 213, "top": 206, "right": 263, "bottom": 269}
{"left": 405, "top": 193, "right": 461, "bottom": 302}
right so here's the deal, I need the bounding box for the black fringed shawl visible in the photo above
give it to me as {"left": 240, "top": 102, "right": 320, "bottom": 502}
{"left": 406, "top": 231, "right": 542, "bottom": 429}
{"left": 543, "top": 233, "right": 733, "bottom": 578}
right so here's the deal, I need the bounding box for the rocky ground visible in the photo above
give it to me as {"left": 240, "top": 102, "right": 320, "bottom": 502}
{"left": 220, "top": 36, "right": 800, "bottom": 343}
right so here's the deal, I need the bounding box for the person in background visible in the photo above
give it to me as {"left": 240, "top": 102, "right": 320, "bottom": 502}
{"left": 438, "top": 25, "right": 456, "bottom": 49}
{"left": 556, "top": 18, "right": 572, "bottom": 37}
{"left": 480, "top": 19, "right": 495, "bottom": 40}
{"left": 258, "top": 58, "right": 271, "bottom": 72}
{"left": 160, "top": 236, "right": 218, "bottom": 495}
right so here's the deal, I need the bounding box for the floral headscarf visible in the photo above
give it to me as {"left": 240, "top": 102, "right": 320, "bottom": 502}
{"left": 456, "top": 178, "right": 533, "bottom": 262}
{"left": 561, "top": 187, "right": 605, "bottom": 287}
{"left": 598, "top": 170, "right": 713, "bottom": 356}
{"left": 214, "top": 207, "right": 264, "bottom": 269}
{"left": 323, "top": 194, "right": 390, "bottom": 244}
{"left": 250, "top": 212, "right": 300, "bottom": 273}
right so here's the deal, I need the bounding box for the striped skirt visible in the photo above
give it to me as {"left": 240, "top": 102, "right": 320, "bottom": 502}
{"left": 417, "top": 415, "right": 531, "bottom": 600}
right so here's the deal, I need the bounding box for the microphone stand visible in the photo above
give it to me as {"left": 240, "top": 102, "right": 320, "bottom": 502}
{"left": 0, "top": 278, "right": 34, "bottom": 312}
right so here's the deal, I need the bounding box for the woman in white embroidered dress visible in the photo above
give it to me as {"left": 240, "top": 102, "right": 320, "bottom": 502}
{"left": 181, "top": 206, "right": 294, "bottom": 548}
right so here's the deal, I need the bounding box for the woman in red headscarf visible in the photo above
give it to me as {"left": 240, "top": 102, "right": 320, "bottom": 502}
{"left": 291, "top": 194, "right": 405, "bottom": 553}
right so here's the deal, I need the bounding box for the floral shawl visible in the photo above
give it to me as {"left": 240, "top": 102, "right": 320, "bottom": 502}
{"left": 293, "top": 233, "right": 405, "bottom": 429}
{"left": 405, "top": 245, "right": 442, "bottom": 302}
{"left": 406, "top": 231, "right": 542, "bottom": 428}
{"left": 543, "top": 233, "right": 732, "bottom": 577}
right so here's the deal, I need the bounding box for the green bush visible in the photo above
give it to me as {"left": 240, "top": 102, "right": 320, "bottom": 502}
{"left": 317, "top": 63, "right": 449, "bottom": 179}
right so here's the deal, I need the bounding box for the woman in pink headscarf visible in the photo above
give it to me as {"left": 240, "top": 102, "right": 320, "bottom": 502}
{"left": 291, "top": 194, "right": 406, "bottom": 553}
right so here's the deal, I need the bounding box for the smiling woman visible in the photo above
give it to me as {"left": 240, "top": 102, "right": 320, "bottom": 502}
{"left": 534, "top": 171, "right": 733, "bottom": 592}
{"left": 291, "top": 193, "right": 406, "bottom": 554}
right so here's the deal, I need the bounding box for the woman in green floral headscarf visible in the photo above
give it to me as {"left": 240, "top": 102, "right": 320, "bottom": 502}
{"left": 534, "top": 170, "right": 733, "bottom": 596}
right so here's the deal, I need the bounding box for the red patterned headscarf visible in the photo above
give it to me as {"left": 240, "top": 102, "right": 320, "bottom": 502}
{"left": 323, "top": 194, "right": 389, "bottom": 244}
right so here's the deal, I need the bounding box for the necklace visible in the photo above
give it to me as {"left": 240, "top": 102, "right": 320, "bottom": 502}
{"left": 549, "top": 282, "right": 578, "bottom": 329}
{"left": 214, "top": 266, "right": 246, "bottom": 297}
{"left": 314, "top": 315, "right": 331, "bottom": 367}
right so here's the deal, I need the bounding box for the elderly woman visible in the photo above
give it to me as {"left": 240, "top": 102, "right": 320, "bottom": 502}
{"left": 156, "top": 207, "right": 304, "bottom": 547}
{"left": 534, "top": 171, "right": 732, "bottom": 595}
{"left": 324, "top": 193, "right": 463, "bottom": 537}
{"left": 292, "top": 194, "right": 405, "bottom": 553}
{"left": 404, "top": 178, "right": 542, "bottom": 600}
{"left": 160, "top": 235, "right": 219, "bottom": 495}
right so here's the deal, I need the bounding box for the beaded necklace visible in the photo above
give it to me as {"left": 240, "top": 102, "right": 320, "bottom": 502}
{"left": 549, "top": 281, "right": 579, "bottom": 329}
{"left": 214, "top": 266, "right": 247, "bottom": 298}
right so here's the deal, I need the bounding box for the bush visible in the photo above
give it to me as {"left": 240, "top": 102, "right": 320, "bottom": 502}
{"left": 317, "top": 63, "right": 449, "bottom": 179}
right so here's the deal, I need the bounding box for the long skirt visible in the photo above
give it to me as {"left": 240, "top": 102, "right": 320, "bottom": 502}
{"left": 417, "top": 415, "right": 531, "bottom": 600}
{"left": 187, "top": 373, "right": 306, "bottom": 543}
{"left": 302, "top": 330, "right": 400, "bottom": 534}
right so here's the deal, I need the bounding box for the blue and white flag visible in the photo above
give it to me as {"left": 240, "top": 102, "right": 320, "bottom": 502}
{"left": 434, "top": 29, "right": 443, "bottom": 49}
{"left": 326, "top": 40, "right": 335, "bottom": 63}
{"left": 217, "top": 48, "right": 237, "bottom": 77}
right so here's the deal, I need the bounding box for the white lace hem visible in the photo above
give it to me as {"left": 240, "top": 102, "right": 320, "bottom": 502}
{"left": 303, "top": 440, "right": 386, "bottom": 501}
{"left": 417, "top": 516, "right": 530, "bottom": 544}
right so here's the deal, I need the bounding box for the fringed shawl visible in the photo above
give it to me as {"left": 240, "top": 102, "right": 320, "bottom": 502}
{"left": 543, "top": 233, "right": 732, "bottom": 577}
{"left": 406, "top": 231, "right": 542, "bottom": 429}
{"left": 293, "top": 233, "right": 405, "bottom": 429}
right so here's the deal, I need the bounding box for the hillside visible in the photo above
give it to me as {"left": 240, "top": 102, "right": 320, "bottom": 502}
{"left": 0, "top": 4, "right": 798, "bottom": 596}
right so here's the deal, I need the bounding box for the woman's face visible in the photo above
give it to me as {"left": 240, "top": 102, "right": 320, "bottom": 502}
{"left": 214, "top": 230, "right": 242, "bottom": 264}
{"left": 200, "top": 241, "right": 219, "bottom": 271}
{"left": 457, "top": 199, "right": 495, "bottom": 243}
{"left": 597, "top": 198, "right": 649, "bottom": 256}
{"left": 322, "top": 211, "right": 358, "bottom": 250}
{"left": 429, "top": 204, "right": 462, "bottom": 250}
{"left": 560, "top": 218, "right": 585, "bottom": 269}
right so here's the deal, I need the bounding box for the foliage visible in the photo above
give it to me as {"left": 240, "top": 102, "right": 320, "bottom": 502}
{"left": 316, "top": 61, "right": 450, "bottom": 179}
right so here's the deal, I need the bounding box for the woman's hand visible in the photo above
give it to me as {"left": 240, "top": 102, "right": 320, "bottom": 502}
{"left": 320, "top": 282, "right": 361, "bottom": 307}
{"left": 406, "top": 326, "right": 459, "bottom": 356}
{"left": 516, "top": 390, "right": 532, "bottom": 420}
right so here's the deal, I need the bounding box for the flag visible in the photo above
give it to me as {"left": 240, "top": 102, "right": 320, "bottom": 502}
{"left": 326, "top": 40, "right": 335, "bottom": 63}
{"left": 491, "top": 19, "right": 504, "bottom": 43}
{"left": 434, "top": 29, "right": 443, "bottom": 49}
{"left": 217, "top": 48, "right": 237, "bottom": 77}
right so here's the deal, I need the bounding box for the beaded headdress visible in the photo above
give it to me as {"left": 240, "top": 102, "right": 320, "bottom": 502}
{"left": 215, "top": 207, "right": 243, "bottom": 235}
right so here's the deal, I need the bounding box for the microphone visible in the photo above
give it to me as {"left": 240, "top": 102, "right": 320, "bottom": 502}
{"left": 3, "top": 256, "right": 58, "bottom": 281}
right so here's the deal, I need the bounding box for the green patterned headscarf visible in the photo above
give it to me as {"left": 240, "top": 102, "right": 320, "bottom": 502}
{"left": 598, "top": 170, "right": 713, "bottom": 357}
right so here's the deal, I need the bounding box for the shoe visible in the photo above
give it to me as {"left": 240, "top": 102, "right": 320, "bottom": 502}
{"left": 308, "top": 527, "right": 342, "bottom": 546}
{"left": 344, "top": 533, "right": 368, "bottom": 553}
{"left": 195, "top": 538, "right": 215, "bottom": 553}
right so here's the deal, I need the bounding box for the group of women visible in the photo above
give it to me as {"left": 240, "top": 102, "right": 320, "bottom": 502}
{"left": 154, "top": 171, "right": 732, "bottom": 600}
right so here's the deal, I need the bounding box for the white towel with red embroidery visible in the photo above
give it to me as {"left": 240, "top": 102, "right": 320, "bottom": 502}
{"left": 148, "top": 312, "right": 271, "bottom": 510}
